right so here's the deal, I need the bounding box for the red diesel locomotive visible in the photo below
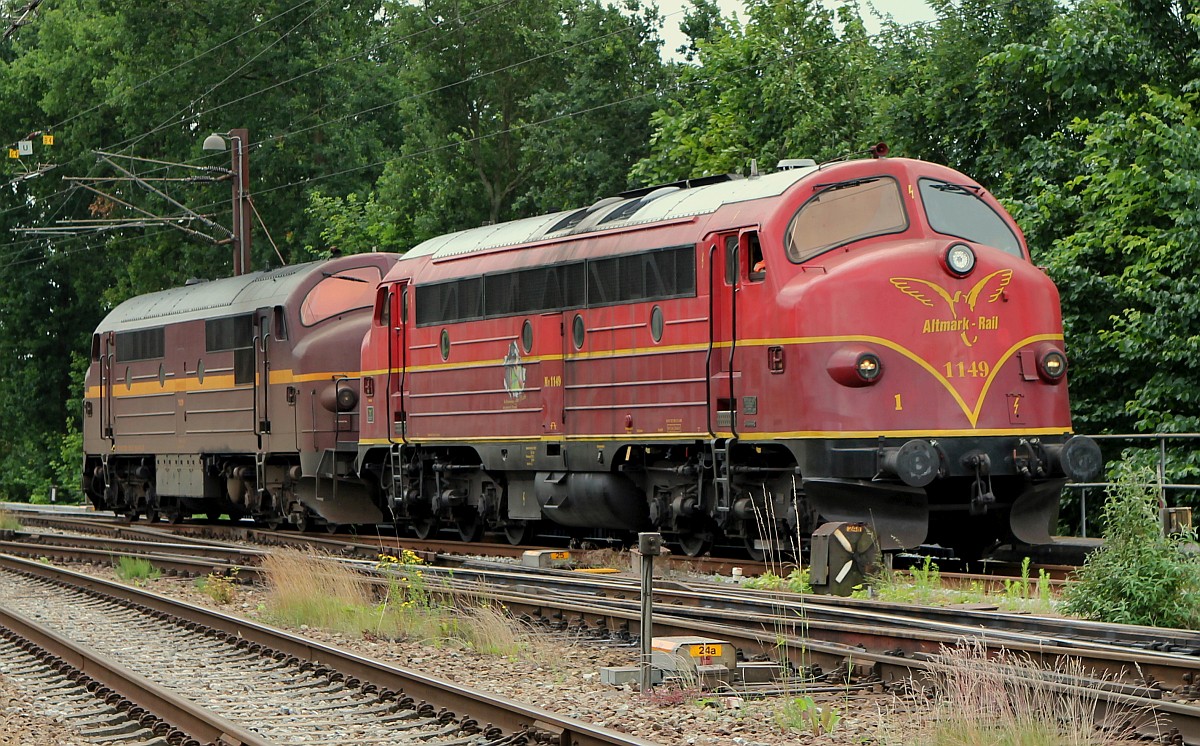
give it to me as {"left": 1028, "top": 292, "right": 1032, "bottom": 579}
{"left": 355, "top": 151, "right": 1102, "bottom": 557}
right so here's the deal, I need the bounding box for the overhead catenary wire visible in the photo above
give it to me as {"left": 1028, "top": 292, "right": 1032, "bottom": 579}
{"left": 0, "top": 14, "right": 936, "bottom": 269}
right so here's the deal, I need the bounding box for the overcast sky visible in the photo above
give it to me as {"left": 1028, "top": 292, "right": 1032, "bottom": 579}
{"left": 657, "top": 0, "right": 939, "bottom": 59}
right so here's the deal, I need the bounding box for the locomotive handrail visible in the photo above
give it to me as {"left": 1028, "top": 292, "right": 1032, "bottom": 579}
{"left": 1062, "top": 432, "right": 1200, "bottom": 536}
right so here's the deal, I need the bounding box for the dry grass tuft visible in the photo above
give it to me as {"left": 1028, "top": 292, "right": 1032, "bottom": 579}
{"left": 261, "top": 548, "right": 379, "bottom": 636}
{"left": 262, "top": 548, "right": 555, "bottom": 663}
{"left": 919, "top": 639, "right": 1143, "bottom": 745}
{"left": 575, "top": 547, "right": 630, "bottom": 571}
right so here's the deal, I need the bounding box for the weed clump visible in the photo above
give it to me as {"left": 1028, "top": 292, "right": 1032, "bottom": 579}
{"left": 197, "top": 570, "right": 239, "bottom": 604}
{"left": 743, "top": 567, "right": 812, "bottom": 594}
{"left": 1063, "top": 467, "right": 1200, "bottom": 629}
{"left": 114, "top": 555, "right": 160, "bottom": 583}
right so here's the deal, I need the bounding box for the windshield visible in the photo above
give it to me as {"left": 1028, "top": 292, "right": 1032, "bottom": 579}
{"left": 300, "top": 265, "right": 383, "bottom": 326}
{"left": 919, "top": 179, "right": 1022, "bottom": 257}
{"left": 785, "top": 177, "right": 908, "bottom": 262}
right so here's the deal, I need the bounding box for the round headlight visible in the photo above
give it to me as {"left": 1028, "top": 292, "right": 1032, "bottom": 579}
{"left": 945, "top": 243, "right": 976, "bottom": 276}
{"left": 1038, "top": 349, "right": 1067, "bottom": 382}
{"left": 856, "top": 353, "right": 883, "bottom": 382}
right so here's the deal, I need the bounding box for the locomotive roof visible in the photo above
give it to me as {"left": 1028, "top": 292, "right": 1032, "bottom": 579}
{"left": 401, "top": 165, "right": 818, "bottom": 262}
{"left": 94, "top": 257, "right": 375, "bottom": 332}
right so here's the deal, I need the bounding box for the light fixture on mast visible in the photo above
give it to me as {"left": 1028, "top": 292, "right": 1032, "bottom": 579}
{"left": 203, "top": 128, "right": 252, "bottom": 276}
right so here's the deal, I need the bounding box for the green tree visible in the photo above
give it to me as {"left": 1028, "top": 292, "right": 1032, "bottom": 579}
{"left": 632, "top": 0, "right": 878, "bottom": 183}
{"left": 369, "top": 0, "right": 666, "bottom": 245}
{"left": 0, "top": 0, "right": 404, "bottom": 499}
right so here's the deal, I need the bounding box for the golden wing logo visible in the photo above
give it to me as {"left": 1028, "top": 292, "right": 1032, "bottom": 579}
{"left": 890, "top": 269, "right": 1012, "bottom": 347}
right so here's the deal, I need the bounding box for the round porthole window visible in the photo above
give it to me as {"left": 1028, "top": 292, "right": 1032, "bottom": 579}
{"left": 440, "top": 329, "right": 450, "bottom": 361}
{"left": 197, "top": 360, "right": 205, "bottom": 384}
{"left": 521, "top": 319, "right": 533, "bottom": 354}
{"left": 572, "top": 314, "right": 585, "bottom": 350}
{"left": 650, "top": 305, "right": 664, "bottom": 343}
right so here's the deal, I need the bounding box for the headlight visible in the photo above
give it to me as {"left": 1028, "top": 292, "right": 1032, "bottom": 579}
{"left": 944, "top": 243, "right": 976, "bottom": 276}
{"left": 856, "top": 353, "right": 883, "bottom": 382}
{"left": 827, "top": 347, "right": 884, "bottom": 387}
{"left": 1038, "top": 347, "right": 1067, "bottom": 382}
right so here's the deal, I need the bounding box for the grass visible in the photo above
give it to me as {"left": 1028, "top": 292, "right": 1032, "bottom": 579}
{"left": 917, "top": 640, "right": 1135, "bottom": 745}
{"left": 855, "top": 556, "right": 1058, "bottom": 614}
{"left": 260, "top": 548, "right": 550, "bottom": 660}
{"left": 114, "top": 555, "right": 160, "bottom": 582}
{"left": 0, "top": 508, "right": 20, "bottom": 531}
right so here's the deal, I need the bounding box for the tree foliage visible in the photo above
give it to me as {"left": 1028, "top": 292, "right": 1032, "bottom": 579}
{"left": 3, "top": 0, "right": 1200, "bottom": 510}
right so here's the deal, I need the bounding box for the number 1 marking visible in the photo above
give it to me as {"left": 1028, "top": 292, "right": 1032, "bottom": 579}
{"left": 894, "top": 394, "right": 903, "bottom": 411}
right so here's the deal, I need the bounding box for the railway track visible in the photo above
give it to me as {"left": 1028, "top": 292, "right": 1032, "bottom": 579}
{"left": 5, "top": 507, "right": 1198, "bottom": 742}
{"left": 0, "top": 554, "right": 660, "bottom": 746}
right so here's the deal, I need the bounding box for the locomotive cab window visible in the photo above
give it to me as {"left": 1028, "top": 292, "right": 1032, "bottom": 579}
{"left": 747, "top": 232, "right": 765, "bottom": 280}
{"left": 301, "top": 265, "right": 384, "bottom": 326}
{"left": 785, "top": 176, "right": 907, "bottom": 263}
{"left": 206, "top": 315, "right": 254, "bottom": 386}
{"left": 918, "top": 178, "right": 1022, "bottom": 258}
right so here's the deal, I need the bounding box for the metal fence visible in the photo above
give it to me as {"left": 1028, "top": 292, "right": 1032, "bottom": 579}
{"left": 1063, "top": 433, "right": 1199, "bottom": 537}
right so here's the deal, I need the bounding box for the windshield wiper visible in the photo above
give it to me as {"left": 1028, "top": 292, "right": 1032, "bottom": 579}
{"left": 811, "top": 177, "right": 880, "bottom": 195}
{"left": 930, "top": 182, "right": 982, "bottom": 194}
{"left": 321, "top": 271, "right": 371, "bottom": 283}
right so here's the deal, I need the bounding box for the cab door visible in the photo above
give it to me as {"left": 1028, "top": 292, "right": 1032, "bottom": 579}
{"left": 386, "top": 281, "right": 410, "bottom": 443}
{"left": 253, "top": 307, "right": 274, "bottom": 445}
{"left": 708, "top": 232, "right": 743, "bottom": 436}
{"left": 100, "top": 332, "right": 116, "bottom": 442}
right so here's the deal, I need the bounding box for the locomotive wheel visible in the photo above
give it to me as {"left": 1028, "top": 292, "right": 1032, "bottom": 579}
{"left": 502, "top": 520, "right": 533, "bottom": 546}
{"left": 677, "top": 531, "right": 713, "bottom": 557}
{"left": 145, "top": 510, "right": 160, "bottom": 524}
{"left": 412, "top": 515, "right": 438, "bottom": 540}
{"left": 456, "top": 513, "right": 484, "bottom": 542}
{"left": 293, "top": 511, "right": 310, "bottom": 533}
{"left": 167, "top": 508, "right": 185, "bottom": 524}
{"left": 123, "top": 510, "right": 140, "bottom": 522}
{"left": 324, "top": 523, "right": 341, "bottom": 535}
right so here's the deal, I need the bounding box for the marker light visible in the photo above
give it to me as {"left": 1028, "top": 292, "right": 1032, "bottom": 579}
{"left": 1038, "top": 348, "right": 1067, "bottom": 382}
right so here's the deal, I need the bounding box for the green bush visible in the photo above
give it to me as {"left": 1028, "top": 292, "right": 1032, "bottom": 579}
{"left": 1063, "top": 467, "right": 1200, "bottom": 628}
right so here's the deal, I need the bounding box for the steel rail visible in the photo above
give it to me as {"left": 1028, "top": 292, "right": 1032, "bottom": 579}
{"left": 0, "top": 603, "right": 276, "bottom": 746}
{"left": 0, "top": 553, "right": 662, "bottom": 746}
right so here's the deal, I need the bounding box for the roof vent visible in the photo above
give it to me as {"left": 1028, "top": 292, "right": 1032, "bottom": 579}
{"left": 776, "top": 158, "right": 817, "bottom": 171}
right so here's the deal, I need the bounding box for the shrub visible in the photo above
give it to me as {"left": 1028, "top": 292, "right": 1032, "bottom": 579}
{"left": 1063, "top": 467, "right": 1200, "bottom": 629}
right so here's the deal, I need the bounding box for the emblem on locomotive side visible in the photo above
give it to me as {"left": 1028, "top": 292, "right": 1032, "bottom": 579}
{"left": 890, "top": 269, "right": 1012, "bottom": 347}
{"left": 503, "top": 341, "right": 527, "bottom": 400}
